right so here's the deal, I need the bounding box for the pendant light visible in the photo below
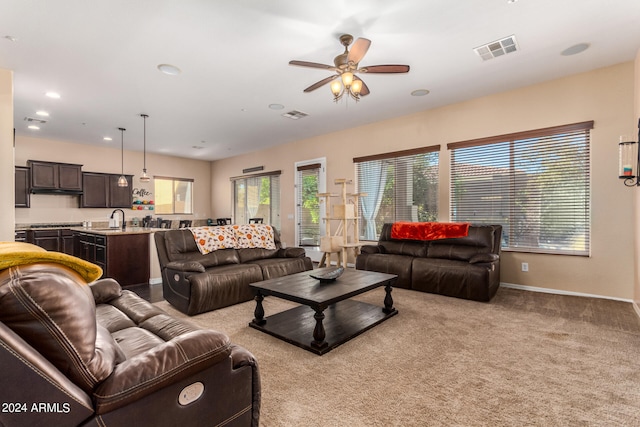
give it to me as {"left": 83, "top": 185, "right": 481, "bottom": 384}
{"left": 117, "top": 127, "right": 128, "bottom": 187}
{"left": 139, "top": 113, "right": 150, "bottom": 182}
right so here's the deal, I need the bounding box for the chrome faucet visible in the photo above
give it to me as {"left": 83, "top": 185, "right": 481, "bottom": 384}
{"left": 110, "top": 209, "right": 126, "bottom": 230}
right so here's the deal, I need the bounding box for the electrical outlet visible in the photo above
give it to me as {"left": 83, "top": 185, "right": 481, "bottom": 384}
{"left": 521, "top": 262, "right": 529, "bottom": 272}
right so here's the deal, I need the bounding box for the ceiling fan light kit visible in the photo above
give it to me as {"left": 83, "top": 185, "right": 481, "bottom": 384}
{"left": 290, "top": 34, "right": 409, "bottom": 104}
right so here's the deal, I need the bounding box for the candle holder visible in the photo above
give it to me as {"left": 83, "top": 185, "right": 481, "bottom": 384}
{"left": 619, "top": 119, "right": 640, "bottom": 187}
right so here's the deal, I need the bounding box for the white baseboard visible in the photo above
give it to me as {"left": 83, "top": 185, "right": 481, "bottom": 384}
{"left": 149, "top": 277, "right": 162, "bottom": 285}
{"left": 500, "top": 282, "right": 633, "bottom": 303}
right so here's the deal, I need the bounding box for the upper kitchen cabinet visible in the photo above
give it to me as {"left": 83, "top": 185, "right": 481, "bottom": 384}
{"left": 27, "top": 160, "right": 83, "bottom": 194}
{"left": 80, "top": 172, "right": 133, "bottom": 208}
{"left": 15, "top": 166, "right": 30, "bottom": 208}
{"left": 108, "top": 174, "right": 133, "bottom": 207}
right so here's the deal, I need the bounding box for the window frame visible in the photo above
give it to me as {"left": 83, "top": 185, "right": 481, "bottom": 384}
{"left": 447, "top": 121, "right": 594, "bottom": 256}
{"left": 153, "top": 175, "right": 194, "bottom": 215}
{"left": 354, "top": 145, "right": 440, "bottom": 241}
{"left": 230, "top": 170, "right": 281, "bottom": 228}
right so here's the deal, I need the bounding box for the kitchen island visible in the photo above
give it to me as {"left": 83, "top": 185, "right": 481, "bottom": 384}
{"left": 72, "top": 227, "right": 154, "bottom": 287}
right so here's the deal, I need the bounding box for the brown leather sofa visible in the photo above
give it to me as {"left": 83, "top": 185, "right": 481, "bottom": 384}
{"left": 356, "top": 223, "right": 502, "bottom": 302}
{"left": 0, "top": 262, "right": 260, "bottom": 427}
{"left": 154, "top": 228, "right": 313, "bottom": 315}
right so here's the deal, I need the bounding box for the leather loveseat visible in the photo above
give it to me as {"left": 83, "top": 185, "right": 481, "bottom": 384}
{"left": 0, "top": 245, "right": 260, "bottom": 427}
{"left": 155, "top": 225, "right": 313, "bottom": 315}
{"left": 356, "top": 223, "right": 502, "bottom": 302}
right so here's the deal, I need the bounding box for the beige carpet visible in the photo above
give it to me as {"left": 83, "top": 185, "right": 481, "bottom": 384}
{"left": 155, "top": 287, "right": 640, "bottom": 426}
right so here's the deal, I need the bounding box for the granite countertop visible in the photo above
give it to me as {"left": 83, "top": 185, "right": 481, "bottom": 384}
{"left": 68, "top": 227, "right": 164, "bottom": 235}
{"left": 15, "top": 223, "right": 164, "bottom": 235}
{"left": 15, "top": 223, "right": 83, "bottom": 231}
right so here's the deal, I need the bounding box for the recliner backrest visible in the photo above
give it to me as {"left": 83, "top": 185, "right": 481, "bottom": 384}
{"left": 0, "top": 263, "right": 120, "bottom": 393}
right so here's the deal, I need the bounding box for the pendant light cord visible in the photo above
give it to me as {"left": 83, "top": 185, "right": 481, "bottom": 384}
{"left": 119, "top": 127, "right": 125, "bottom": 175}
{"left": 141, "top": 114, "right": 148, "bottom": 170}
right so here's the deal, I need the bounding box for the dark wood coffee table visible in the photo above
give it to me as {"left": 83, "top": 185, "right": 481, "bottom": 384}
{"left": 249, "top": 268, "right": 398, "bottom": 355}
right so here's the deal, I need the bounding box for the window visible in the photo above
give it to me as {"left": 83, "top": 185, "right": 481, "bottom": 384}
{"left": 231, "top": 171, "right": 281, "bottom": 229}
{"left": 354, "top": 146, "right": 440, "bottom": 240}
{"left": 154, "top": 176, "right": 193, "bottom": 215}
{"left": 448, "top": 121, "right": 593, "bottom": 255}
{"left": 296, "top": 163, "right": 321, "bottom": 246}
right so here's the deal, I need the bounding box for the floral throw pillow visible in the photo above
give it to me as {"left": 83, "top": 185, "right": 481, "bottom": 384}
{"left": 189, "top": 226, "right": 238, "bottom": 254}
{"left": 233, "top": 224, "right": 277, "bottom": 250}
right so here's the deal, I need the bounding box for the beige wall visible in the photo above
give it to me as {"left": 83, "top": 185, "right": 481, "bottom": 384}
{"left": 14, "top": 136, "right": 212, "bottom": 225}
{"left": 0, "top": 69, "right": 14, "bottom": 241}
{"left": 212, "top": 62, "right": 636, "bottom": 300}
{"left": 634, "top": 49, "right": 640, "bottom": 314}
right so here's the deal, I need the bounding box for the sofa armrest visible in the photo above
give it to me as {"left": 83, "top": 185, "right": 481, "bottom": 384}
{"left": 277, "top": 247, "right": 306, "bottom": 258}
{"left": 166, "top": 260, "right": 206, "bottom": 273}
{"left": 469, "top": 253, "right": 499, "bottom": 264}
{"left": 230, "top": 344, "right": 261, "bottom": 427}
{"left": 360, "top": 245, "right": 382, "bottom": 255}
{"left": 90, "top": 278, "right": 122, "bottom": 304}
{"left": 93, "top": 329, "right": 231, "bottom": 414}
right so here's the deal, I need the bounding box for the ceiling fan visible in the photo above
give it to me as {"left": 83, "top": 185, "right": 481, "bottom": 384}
{"left": 289, "top": 34, "right": 410, "bottom": 102}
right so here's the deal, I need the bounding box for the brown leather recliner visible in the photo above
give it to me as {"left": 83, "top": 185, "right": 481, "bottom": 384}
{"left": 155, "top": 228, "right": 313, "bottom": 315}
{"left": 356, "top": 223, "right": 502, "bottom": 302}
{"left": 0, "top": 262, "right": 260, "bottom": 427}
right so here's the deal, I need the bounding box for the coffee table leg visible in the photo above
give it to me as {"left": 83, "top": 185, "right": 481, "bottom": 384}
{"left": 383, "top": 283, "right": 395, "bottom": 314}
{"left": 311, "top": 308, "right": 328, "bottom": 350}
{"left": 252, "top": 291, "right": 266, "bottom": 326}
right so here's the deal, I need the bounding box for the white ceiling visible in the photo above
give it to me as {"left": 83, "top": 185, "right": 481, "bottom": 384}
{"left": 2, "top": 0, "right": 640, "bottom": 161}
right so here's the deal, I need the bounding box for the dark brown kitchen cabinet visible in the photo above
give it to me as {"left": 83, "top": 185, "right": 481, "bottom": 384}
{"left": 27, "top": 160, "right": 83, "bottom": 193}
{"left": 15, "top": 166, "right": 30, "bottom": 207}
{"left": 109, "top": 174, "right": 133, "bottom": 207}
{"left": 27, "top": 229, "right": 75, "bottom": 254}
{"left": 60, "top": 230, "right": 75, "bottom": 255}
{"left": 80, "top": 172, "right": 132, "bottom": 208}
{"left": 75, "top": 232, "right": 149, "bottom": 287}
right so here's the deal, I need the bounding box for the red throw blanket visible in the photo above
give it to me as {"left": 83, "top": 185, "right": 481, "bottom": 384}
{"left": 391, "top": 221, "right": 470, "bottom": 241}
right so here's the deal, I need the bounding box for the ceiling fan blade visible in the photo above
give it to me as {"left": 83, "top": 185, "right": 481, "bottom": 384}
{"left": 347, "top": 38, "right": 371, "bottom": 64}
{"left": 354, "top": 76, "right": 370, "bottom": 96}
{"left": 289, "top": 60, "right": 336, "bottom": 70}
{"left": 303, "top": 75, "right": 339, "bottom": 93}
{"left": 360, "top": 64, "right": 410, "bottom": 73}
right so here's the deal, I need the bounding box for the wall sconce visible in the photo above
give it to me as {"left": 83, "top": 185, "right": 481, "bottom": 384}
{"left": 619, "top": 119, "right": 640, "bottom": 187}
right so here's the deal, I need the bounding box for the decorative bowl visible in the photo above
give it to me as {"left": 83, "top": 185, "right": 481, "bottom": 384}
{"left": 309, "top": 267, "right": 344, "bottom": 283}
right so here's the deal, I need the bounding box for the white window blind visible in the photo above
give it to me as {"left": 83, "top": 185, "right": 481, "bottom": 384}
{"left": 448, "top": 121, "right": 593, "bottom": 255}
{"left": 296, "top": 163, "right": 321, "bottom": 246}
{"left": 354, "top": 146, "right": 440, "bottom": 240}
{"left": 231, "top": 171, "right": 281, "bottom": 229}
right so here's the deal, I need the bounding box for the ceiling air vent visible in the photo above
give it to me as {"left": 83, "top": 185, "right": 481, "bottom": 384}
{"left": 473, "top": 35, "right": 518, "bottom": 61}
{"left": 282, "top": 110, "right": 308, "bottom": 120}
{"left": 24, "top": 116, "right": 48, "bottom": 124}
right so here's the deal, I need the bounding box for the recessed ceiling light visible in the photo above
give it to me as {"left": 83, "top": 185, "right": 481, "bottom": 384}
{"left": 28, "top": 125, "right": 40, "bottom": 130}
{"left": 103, "top": 137, "right": 112, "bottom": 141}
{"left": 269, "top": 104, "right": 284, "bottom": 110}
{"left": 411, "top": 89, "right": 430, "bottom": 97}
{"left": 36, "top": 111, "right": 49, "bottom": 117}
{"left": 157, "top": 64, "right": 181, "bottom": 75}
{"left": 45, "top": 92, "right": 61, "bottom": 99}
{"left": 561, "top": 43, "right": 590, "bottom": 56}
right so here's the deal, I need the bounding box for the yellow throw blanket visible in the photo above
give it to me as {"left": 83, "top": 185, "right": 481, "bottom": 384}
{"left": 0, "top": 241, "right": 103, "bottom": 283}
